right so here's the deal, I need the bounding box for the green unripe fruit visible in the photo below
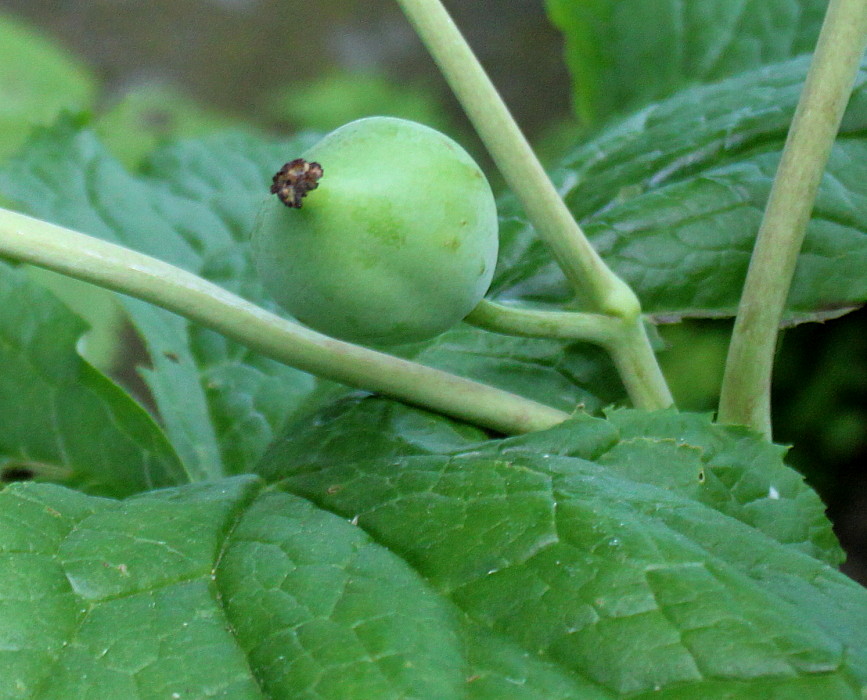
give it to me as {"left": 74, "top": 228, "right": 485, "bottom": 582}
{"left": 251, "top": 116, "right": 499, "bottom": 346}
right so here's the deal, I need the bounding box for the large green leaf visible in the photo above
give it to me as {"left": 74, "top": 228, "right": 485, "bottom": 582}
{"left": 261, "top": 408, "right": 867, "bottom": 697}
{"left": 0, "top": 12, "right": 96, "bottom": 161}
{"left": 0, "top": 478, "right": 608, "bottom": 699}
{"left": 0, "top": 262, "right": 184, "bottom": 497}
{"left": 4, "top": 408, "right": 864, "bottom": 697}
{"left": 494, "top": 56, "right": 867, "bottom": 324}
{"left": 546, "top": 0, "right": 827, "bottom": 126}
{"left": 0, "top": 124, "right": 319, "bottom": 479}
{"left": 260, "top": 398, "right": 842, "bottom": 566}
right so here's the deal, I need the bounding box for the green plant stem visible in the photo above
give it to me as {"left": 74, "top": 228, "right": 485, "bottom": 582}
{"left": 608, "top": 320, "right": 674, "bottom": 412}
{"left": 0, "top": 207, "right": 570, "bottom": 435}
{"left": 467, "top": 299, "right": 673, "bottom": 409}
{"left": 394, "top": 0, "right": 673, "bottom": 411}
{"left": 717, "top": 0, "right": 867, "bottom": 438}
{"left": 393, "top": 0, "right": 636, "bottom": 318}
{"left": 466, "top": 299, "right": 621, "bottom": 344}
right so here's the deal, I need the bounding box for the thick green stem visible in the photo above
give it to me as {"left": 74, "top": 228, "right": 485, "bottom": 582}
{"left": 394, "top": 0, "right": 637, "bottom": 318}
{"left": 717, "top": 0, "right": 867, "bottom": 438}
{"left": 0, "top": 207, "right": 569, "bottom": 435}
{"left": 467, "top": 299, "right": 672, "bottom": 410}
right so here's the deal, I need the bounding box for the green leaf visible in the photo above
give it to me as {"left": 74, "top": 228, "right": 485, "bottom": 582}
{"left": 0, "top": 123, "right": 320, "bottom": 479}
{"left": 260, "top": 393, "right": 841, "bottom": 567}
{"left": 0, "top": 12, "right": 96, "bottom": 161}
{"left": 493, "top": 408, "right": 843, "bottom": 566}
{"left": 0, "top": 479, "right": 463, "bottom": 699}
{"left": 0, "top": 262, "right": 184, "bottom": 497}
{"left": 546, "top": 0, "right": 827, "bottom": 126}
{"left": 494, "top": 56, "right": 867, "bottom": 324}
{"left": 269, "top": 444, "right": 867, "bottom": 697}
{"left": 3, "top": 408, "right": 865, "bottom": 697}
{"left": 252, "top": 394, "right": 491, "bottom": 485}
{"left": 0, "top": 121, "right": 225, "bottom": 479}
{"left": 257, "top": 394, "right": 489, "bottom": 482}
{"left": 403, "top": 324, "right": 626, "bottom": 413}
{"left": 220, "top": 488, "right": 468, "bottom": 698}
{"left": 23, "top": 266, "right": 124, "bottom": 372}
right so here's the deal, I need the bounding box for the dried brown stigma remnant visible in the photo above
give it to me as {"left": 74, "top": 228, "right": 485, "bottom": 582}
{"left": 270, "top": 158, "right": 323, "bottom": 208}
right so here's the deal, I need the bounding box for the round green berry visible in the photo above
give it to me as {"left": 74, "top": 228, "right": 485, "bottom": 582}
{"left": 251, "top": 116, "right": 499, "bottom": 346}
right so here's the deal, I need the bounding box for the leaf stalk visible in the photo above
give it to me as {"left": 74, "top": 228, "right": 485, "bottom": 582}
{"left": 717, "top": 0, "right": 867, "bottom": 437}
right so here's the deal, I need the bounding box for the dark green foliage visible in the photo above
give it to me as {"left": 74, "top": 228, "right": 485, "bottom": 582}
{"left": 494, "top": 57, "right": 867, "bottom": 324}
{"left": 0, "top": 262, "right": 184, "bottom": 497}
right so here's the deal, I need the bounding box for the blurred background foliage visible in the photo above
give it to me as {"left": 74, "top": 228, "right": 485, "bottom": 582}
{"left": 0, "top": 0, "right": 863, "bottom": 582}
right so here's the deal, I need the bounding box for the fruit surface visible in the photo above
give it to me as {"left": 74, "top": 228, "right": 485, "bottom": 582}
{"left": 252, "top": 117, "right": 499, "bottom": 345}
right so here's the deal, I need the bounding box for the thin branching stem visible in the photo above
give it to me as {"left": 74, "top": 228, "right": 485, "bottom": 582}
{"left": 466, "top": 299, "right": 622, "bottom": 344}
{"left": 394, "top": 0, "right": 673, "bottom": 410}
{"left": 467, "top": 299, "right": 672, "bottom": 409}
{"left": 393, "top": 0, "right": 635, "bottom": 317}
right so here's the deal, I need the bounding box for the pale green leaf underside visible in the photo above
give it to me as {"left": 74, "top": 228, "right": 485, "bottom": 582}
{"left": 495, "top": 57, "right": 867, "bottom": 324}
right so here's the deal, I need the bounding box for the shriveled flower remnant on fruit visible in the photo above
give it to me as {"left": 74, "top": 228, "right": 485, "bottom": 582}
{"left": 270, "top": 158, "right": 324, "bottom": 209}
